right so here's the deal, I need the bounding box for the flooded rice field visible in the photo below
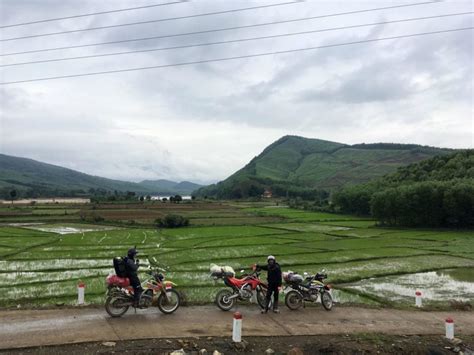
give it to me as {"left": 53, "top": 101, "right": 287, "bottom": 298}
{"left": 345, "top": 267, "right": 474, "bottom": 303}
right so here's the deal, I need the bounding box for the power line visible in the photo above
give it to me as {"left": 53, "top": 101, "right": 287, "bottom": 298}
{"left": 2, "top": 12, "right": 471, "bottom": 68}
{"left": 0, "top": 1, "right": 186, "bottom": 29}
{"left": 0, "top": 1, "right": 302, "bottom": 42}
{"left": 1, "top": 26, "right": 471, "bottom": 86}
{"left": 0, "top": 0, "right": 442, "bottom": 56}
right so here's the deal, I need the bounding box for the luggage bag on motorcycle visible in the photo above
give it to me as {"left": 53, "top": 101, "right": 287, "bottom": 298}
{"left": 283, "top": 272, "right": 303, "bottom": 283}
{"left": 113, "top": 257, "right": 127, "bottom": 277}
{"left": 210, "top": 263, "right": 235, "bottom": 279}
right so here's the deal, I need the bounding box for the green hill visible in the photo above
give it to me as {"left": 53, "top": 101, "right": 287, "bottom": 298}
{"left": 138, "top": 179, "right": 203, "bottom": 195}
{"left": 0, "top": 154, "right": 202, "bottom": 198}
{"left": 196, "top": 135, "right": 453, "bottom": 199}
{"left": 333, "top": 150, "right": 474, "bottom": 227}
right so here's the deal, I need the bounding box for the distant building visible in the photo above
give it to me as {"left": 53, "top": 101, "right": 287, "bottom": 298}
{"left": 262, "top": 189, "right": 273, "bottom": 198}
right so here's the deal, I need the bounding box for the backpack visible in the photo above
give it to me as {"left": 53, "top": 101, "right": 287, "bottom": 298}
{"left": 113, "top": 257, "right": 127, "bottom": 277}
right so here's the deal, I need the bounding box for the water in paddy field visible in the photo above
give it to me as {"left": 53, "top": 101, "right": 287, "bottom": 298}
{"left": 346, "top": 268, "right": 474, "bottom": 303}
{"left": 23, "top": 225, "right": 118, "bottom": 234}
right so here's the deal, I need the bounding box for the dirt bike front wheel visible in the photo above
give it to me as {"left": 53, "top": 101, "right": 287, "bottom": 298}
{"left": 157, "top": 289, "right": 180, "bottom": 314}
{"left": 105, "top": 295, "right": 130, "bottom": 317}
{"left": 215, "top": 289, "right": 236, "bottom": 311}
{"left": 285, "top": 290, "right": 303, "bottom": 310}
{"left": 256, "top": 287, "right": 268, "bottom": 309}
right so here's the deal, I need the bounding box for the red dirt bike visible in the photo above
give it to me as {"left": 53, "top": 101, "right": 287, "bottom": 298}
{"left": 105, "top": 269, "right": 180, "bottom": 317}
{"left": 211, "top": 266, "right": 270, "bottom": 311}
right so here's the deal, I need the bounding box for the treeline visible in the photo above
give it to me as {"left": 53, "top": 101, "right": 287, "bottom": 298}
{"left": 196, "top": 175, "right": 329, "bottom": 201}
{"left": 333, "top": 150, "right": 474, "bottom": 227}
{"left": 0, "top": 186, "right": 88, "bottom": 200}
{"left": 371, "top": 180, "right": 474, "bottom": 227}
{"left": 0, "top": 186, "right": 156, "bottom": 202}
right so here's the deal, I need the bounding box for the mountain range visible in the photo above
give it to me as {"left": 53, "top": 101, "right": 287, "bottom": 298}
{"left": 1, "top": 135, "right": 454, "bottom": 199}
{"left": 0, "top": 154, "right": 203, "bottom": 198}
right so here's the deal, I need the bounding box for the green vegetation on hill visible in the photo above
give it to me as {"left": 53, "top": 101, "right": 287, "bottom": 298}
{"left": 195, "top": 135, "right": 452, "bottom": 199}
{"left": 334, "top": 150, "right": 474, "bottom": 227}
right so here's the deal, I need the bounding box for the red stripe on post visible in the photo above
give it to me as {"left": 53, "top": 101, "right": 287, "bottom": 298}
{"left": 446, "top": 318, "right": 454, "bottom": 323}
{"left": 234, "top": 311, "right": 242, "bottom": 320}
{"left": 415, "top": 291, "right": 421, "bottom": 296}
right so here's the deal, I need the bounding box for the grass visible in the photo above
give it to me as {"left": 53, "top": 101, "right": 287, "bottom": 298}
{"left": 0, "top": 201, "right": 473, "bottom": 307}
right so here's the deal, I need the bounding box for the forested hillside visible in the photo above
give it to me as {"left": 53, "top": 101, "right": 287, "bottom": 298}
{"left": 333, "top": 150, "right": 474, "bottom": 227}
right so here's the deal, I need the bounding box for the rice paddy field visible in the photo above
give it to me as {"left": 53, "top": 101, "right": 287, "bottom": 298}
{"left": 0, "top": 201, "right": 473, "bottom": 308}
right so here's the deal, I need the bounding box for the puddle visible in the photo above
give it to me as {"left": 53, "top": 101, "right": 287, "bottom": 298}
{"left": 346, "top": 268, "right": 474, "bottom": 302}
{"left": 5, "top": 223, "right": 44, "bottom": 227}
{"left": 25, "top": 225, "right": 117, "bottom": 235}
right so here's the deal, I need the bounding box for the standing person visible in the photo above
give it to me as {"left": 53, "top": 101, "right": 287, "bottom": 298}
{"left": 124, "top": 247, "right": 142, "bottom": 307}
{"left": 257, "top": 255, "right": 282, "bottom": 313}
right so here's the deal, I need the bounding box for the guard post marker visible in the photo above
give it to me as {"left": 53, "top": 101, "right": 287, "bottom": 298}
{"left": 232, "top": 311, "right": 242, "bottom": 342}
{"left": 77, "top": 281, "right": 85, "bottom": 305}
{"left": 445, "top": 317, "right": 454, "bottom": 339}
{"left": 415, "top": 291, "right": 422, "bottom": 307}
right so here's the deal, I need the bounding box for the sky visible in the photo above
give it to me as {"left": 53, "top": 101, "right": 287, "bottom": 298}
{"left": 0, "top": 0, "right": 473, "bottom": 184}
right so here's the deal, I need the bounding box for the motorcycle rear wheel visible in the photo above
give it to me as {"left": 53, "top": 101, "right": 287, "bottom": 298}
{"left": 285, "top": 290, "right": 303, "bottom": 310}
{"left": 105, "top": 295, "right": 130, "bottom": 317}
{"left": 157, "top": 289, "right": 180, "bottom": 314}
{"left": 215, "top": 289, "right": 236, "bottom": 311}
{"left": 321, "top": 291, "right": 333, "bottom": 311}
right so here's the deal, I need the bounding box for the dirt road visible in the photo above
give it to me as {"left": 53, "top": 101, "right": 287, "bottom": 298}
{"left": 0, "top": 305, "right": 472, "bottom": 350}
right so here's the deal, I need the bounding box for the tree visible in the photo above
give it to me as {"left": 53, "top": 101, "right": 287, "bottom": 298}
{"left": 174, "top": 195, "right": 183, "bottom": 203}
{"left": 139, "top": 196, "right": 144, "bottom": 202}
{"left": 145, "top": 195, "right": 151, "bottom": 201}
{"left": 9, "top": 189, "right": 17, "bottom": 204}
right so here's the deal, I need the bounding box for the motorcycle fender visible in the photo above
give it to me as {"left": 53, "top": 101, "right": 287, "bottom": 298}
{"left": 283, "top": 286, "right": 293, "bottom": 294}
{"left": 164, "top": 281, "right": 177, "bottom": 290}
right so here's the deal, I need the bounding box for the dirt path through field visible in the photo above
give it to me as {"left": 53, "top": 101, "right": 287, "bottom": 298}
{"left": 0, "top": 305, "right": 472, "bottom": 350}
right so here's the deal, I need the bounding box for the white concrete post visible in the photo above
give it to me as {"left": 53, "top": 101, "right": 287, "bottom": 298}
{"left": 232, "top": 311, "right": 242, "bottom": 342}
{"left": 445, "top": 318, "right": 454, "bottom": 339}
{"left": 77, "top": 281, "right": 85, "bottom": 305}
{"left": 415, "top": 291, "right": 422, "bottom": 307}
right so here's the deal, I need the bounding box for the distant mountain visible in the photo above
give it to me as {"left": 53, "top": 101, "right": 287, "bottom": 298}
{"left": 138, "top": 179, "right": 203, "bottom": 195}
{"left": 0, "top": 154, "right": 202, "bottom": 198}
{"left": 195, "top": 135, "right": 454, "bottom": 199}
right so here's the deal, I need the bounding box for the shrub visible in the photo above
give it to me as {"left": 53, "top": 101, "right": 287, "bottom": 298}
{"left": 155, "top": 214, "right": 190, "bottom": 228}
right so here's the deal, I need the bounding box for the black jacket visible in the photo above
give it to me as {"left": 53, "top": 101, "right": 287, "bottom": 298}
{"left": 258, "top": 262, "right": 282, "bottom": 286}
{"left": 124, "top": 257, "right": 140, "bottom": 285}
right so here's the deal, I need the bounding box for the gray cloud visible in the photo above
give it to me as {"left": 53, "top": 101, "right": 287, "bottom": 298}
{"left": 0, "top": 0, "right": 472, "bottom": 183}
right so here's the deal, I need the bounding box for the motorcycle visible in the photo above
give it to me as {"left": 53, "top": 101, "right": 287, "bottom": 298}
{"left": 105, "top": 269, "right": 181, "bottom": 317}
{"left": 283, "top": 269, "right": 333, "bottom": 311}
{"left": 211, "top": 266, "right": 269, "bottom": 311}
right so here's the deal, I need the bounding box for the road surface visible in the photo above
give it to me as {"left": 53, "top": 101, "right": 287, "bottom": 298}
{"left": 0, "top": 305, "right": 473, "bottom": 349}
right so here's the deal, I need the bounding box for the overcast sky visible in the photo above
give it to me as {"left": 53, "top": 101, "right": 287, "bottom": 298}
{"left": 0, "top": 0, "right": 472, "bottom": 184}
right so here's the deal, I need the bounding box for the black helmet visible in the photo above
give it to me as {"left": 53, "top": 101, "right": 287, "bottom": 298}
{"left": 127, "top": 247, "right": 138, "bottom": 258}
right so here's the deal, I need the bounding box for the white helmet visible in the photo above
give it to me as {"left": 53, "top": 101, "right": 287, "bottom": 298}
{"left": 267, "top": 255, "right": 275, "bottom": 261}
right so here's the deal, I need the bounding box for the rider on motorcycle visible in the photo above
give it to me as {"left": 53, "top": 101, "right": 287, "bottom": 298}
{"left": 257, "top": 255, "right": 282, "bottom": 314}
{"left": 124, "top": 247, "right": 142, "bottom": 307}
